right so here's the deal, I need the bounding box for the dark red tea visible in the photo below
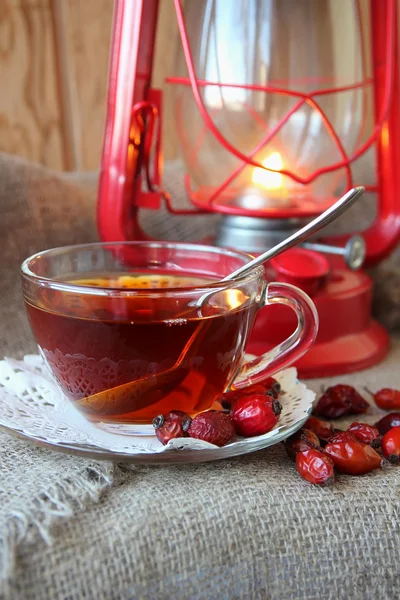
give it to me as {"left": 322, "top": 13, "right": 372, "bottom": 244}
{"left": 25, "top": 274, "right": 258, "bottom": 424}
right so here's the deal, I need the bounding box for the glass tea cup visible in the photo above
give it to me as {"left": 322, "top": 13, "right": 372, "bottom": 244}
{"left": 21, "top": 241, "right": 318, "bottom": 435}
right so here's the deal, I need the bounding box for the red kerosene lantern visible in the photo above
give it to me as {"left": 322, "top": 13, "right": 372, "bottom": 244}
{"left": 97, "top": 0, "right": 400, "bottom": 377}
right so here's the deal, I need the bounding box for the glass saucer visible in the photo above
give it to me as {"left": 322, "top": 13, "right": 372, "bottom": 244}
{"left": 0, "top": 355, "right": 315, "bottom": 464}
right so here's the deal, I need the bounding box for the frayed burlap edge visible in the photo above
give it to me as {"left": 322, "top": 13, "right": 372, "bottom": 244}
{"left": 0, "top": 462, "right": 115, "bottom": 597}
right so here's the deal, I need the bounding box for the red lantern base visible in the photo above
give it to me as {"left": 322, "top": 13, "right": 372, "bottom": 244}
{"left": 246, "top": 262, "right": 390, "bottom": 379}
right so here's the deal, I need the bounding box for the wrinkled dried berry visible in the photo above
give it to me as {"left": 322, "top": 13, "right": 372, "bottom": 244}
{"left": 231, "top": 395, "right": 282, "bottom": 437}
{"left": 349, "top": 389, "right": 370, "bottom": 414}
{"left": 313, "top": 387, "right": 350, "bottom": 418}
{"left": 153, "top": 410, "right": 192, "bottom": 445}
{"left": 374, "top": 413, "right": 400, "bottom": 436}
{"left": 188, "top": 411, "right": 235, "bottom": 447}
{"left": 327, "top": 431, "right": 358, "bottom": 444}
{"left": 314, "top": 384, "right": 369, "bottom": 419}
{"left": 305, "top": 416, "right": 335, "bottom": 441}
{"left": 284, "top": 428, "right": 321, "bottom": 461}
{"left": 296, "top": 448, "right": 335, "bottom": 486}
{"left": 347, "top": 422, "right": 380, "bottom": 447}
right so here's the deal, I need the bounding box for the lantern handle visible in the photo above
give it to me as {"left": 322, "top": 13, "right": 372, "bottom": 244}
{"left": 323, "top": 0, "right": 400, "bottom": 266}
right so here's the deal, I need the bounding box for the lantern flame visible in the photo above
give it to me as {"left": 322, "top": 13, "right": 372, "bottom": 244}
{"left": 252, "top": 152, "right": 283, "bottom": 190}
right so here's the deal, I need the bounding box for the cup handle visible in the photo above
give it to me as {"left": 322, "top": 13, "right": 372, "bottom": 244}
{"left": 230, "top": 282, "right": 319, "bottom": 390}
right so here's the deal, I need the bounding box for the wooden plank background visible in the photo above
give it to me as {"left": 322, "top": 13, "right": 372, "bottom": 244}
{"left": 0, "top": 0, "right": 182, "bottom": 171}
{"left": 0, "top": 0, "right": 376, "bottom": 173}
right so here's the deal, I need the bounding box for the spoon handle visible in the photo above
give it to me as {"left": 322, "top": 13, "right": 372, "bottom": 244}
{"left": 221, "top": 186, "right": 365, "bottom": 282}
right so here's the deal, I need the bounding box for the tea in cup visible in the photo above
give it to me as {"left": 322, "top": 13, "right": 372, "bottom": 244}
{"left": 22, "top": 242, "right": 318, "bottom": 434}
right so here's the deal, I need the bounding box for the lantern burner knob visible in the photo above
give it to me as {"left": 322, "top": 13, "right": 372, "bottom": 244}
{"left": 215, "top": 214, "right": 366, "bottom": 271}
{"left": 302, "top": 235, "right": 366, "bottom": 270}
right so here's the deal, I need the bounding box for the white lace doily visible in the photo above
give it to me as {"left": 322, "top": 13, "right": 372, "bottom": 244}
{"left": 0, "top": 355, "right": 315, "bottom": 464}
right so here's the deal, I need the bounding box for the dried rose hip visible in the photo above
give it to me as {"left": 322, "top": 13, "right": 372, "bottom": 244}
{"left": 324, "top": 439, "right": 383, "bottom": 475}
{"left": 381, "top": 426, "right": 400, "bottom": 464}
{"left": 284, "top": 428, "right": 321, "bottom": 461}
{"left": 305, "top": 416, "right": 335, "bottom": 441}
{"left": 296, "top": 449, "right": 335, "bottom": 486}
{"left": 220, "top": 387, "right": 270, "bottom": 410}
{"left": 188, "top": 410, "right": 235, "bottom": 447}
{"left": 153, "top": 410, "right": 192, "bottom": 445}
{"left": 347, "top": 422, "right": 381, "bottom": 447}
{"left": 327, "top": 431, "right": 358, "bottom": 444}
{"left": 231, "top": 395, "right": 282, "bottom": 437}
{"left": 220, "top": 379, "right": 277, "bottom": 408}
{"left": 369, "top": 388, "right": 400, "bottom": 411}
{"left": 263, "top": 376, "right": 281, "bottom": 398}
{"left": 313, "top": 387, "right": 350, "bottom": 419}
{"left": 313, "top": 384, "right": 369, "bottom": 419}
{"left": 348, "top": 388, "right": 370, "bottom": 414}
{"left": 374, "top": 413, "right": 400, "bottom": 436}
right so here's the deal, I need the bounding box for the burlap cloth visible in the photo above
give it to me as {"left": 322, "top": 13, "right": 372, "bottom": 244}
{"left": 1, "top": 152, "right": 400, "bottom": 600}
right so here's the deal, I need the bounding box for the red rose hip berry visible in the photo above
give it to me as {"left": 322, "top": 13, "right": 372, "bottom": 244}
{"left": 374, "top": 413, "right": 400, "bottom": 435}
{"left": 284, "top": 428, "right": 321, "bottom": 461}
{"left": 327, "top": 431, "right": 358, "bottom": 444}
{"left": 153, "top": 410, "right": 192, "bottom": 445}
{"left": 263, "top": 376, "right": 281, "bottom": 398}
{"left": 381, "top": 426, "right": 400, "bottom": 464}
{"left": 188, "top": 411, "right": 235, "bottom": 447}
{"left": 231, "top": 394, "right": 282, "bottom": 437}
{"left": 305, "top": 416, "right": 335, "bottom": 441}
{"left": 314, "top": 384, "right": 369, "bottom": 419}
{"left": 369, "top": 388, "right": 400, "bottom": 411}
{"left": 324, "top": 439, "right": 383, "bottom": 475}
{"left": 220, "top": 381, "right": 275, "bottom": 409}
{"left": 296, "top": 449, "right": 335, "bottom": 486}
{"left": 347, "top": 422, "right": 381, "bottom": 447}
{"left": 288, "top": 428, "right": 320, "bottom": 452}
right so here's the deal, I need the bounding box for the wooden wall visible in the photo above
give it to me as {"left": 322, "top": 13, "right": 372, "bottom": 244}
{"left": 0, "top": 0, "right": 374, "bottom": 173}
{"left": 0, "top": 0, "right": 181, "bottom": 172}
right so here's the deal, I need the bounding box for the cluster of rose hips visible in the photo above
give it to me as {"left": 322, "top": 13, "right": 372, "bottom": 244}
{"left": 289, "top": 384, "right": 400, "bottom": 485}
{"left": 153, "top": 377, "right": 282, "bottom": 446}
{"left": 153, "top": 376, "right": 400, "bottom": 488}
